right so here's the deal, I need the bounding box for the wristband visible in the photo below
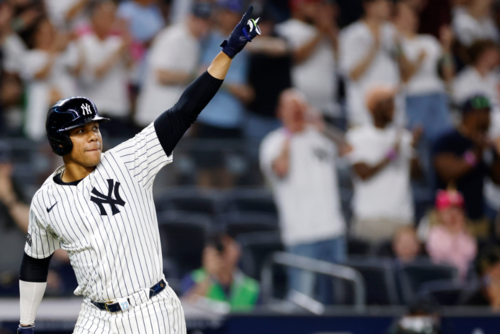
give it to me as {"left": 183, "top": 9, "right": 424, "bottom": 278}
{"left": 386, "top": 148, "right": 398, "bottom": 161}
{"left": 18, "top": 325, "right": 34, "bottom": 333}
{"left": 463, "top": 150, "right": 477, "bottom": 167}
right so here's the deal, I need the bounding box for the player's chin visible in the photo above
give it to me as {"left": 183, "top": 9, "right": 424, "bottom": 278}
{"left": 83, "top": 150, "right": 102, "bottom": 166}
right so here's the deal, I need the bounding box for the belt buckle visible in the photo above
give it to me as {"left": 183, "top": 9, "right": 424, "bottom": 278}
{"left": 104, "top": 301, "right": 114, "bottom": 312}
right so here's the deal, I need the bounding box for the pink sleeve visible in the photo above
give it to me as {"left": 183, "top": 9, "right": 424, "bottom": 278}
{"left": 459, "top": 233, "right": 477, "bottom": 261}
{"left": 426, "top": 226, "right": 451, "bottom": 262}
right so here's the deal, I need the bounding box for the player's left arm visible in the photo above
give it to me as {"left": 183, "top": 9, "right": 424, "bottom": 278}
{"left": 17, "top": 205, "right": 61, "bottom": 333}
{"left": 153, "top": 5, "right": 261, "bottom": 156}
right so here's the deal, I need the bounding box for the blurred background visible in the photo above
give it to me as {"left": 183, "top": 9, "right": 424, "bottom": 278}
{"left": 2, "top": 0, "right": 500, "bottom": 333}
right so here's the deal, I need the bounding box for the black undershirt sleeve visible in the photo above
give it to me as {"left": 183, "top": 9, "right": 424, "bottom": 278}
{"left": 19, "top": 253, "right": 53, "bottom": 283}
{"left": 153, "top": 71, "right": 224, "bottom": 156}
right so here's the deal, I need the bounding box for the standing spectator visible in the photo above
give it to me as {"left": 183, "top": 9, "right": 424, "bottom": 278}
{"left": 426, "top": 189, "right": 477, "bottom": 280}
{"left": 44, "top": 0, "right": 91, "bottom": 30}
{"left": 21, "top": 17, "right": 80, "bottom": 140}
{"left": 245, "top": 10, "right": 292, "bottom": 140}
{"left": 79, "top": 1, "right": 132, "bottom": 138}
{"left": 395, "top": 3, "right": 454, "bottom": 144}
{"left": 260, "top": 89, "right": 346, "bottom": 303}
{"left": 169, "top": 0, "right": 194, "bottom": 24}
{"left": 453, "top": 40, "right": 499, "bottom": 112}
{"left": 135, "top": 2, "right": 212, "bottom": 128}
{"left": 452, "top": 0, "right": 499, "bottom": 47}
{"left": 117, "top": 0, "right": 166, "bottom": 86}
{"left": 181, "top": 233, "right": 260, "bottom": 312}
{"left": 0, "top": 2, "right": 26, "bottom": 134}
{"left": 433, "top": 95, "right": 500, "bottom": 238}
{"left": 275, "top": 0, "right": 339, "bottom": 122}
{"left": 0, "top": 142, "right": 29, "bottom": 290}
{"left": 463, "top": 244, "right": 500, "bottom": 311}
{"left": 346, "top": 86, "right": 421, "bottom": 244}
{"left": 418, "top": 0, "right": 453, "bottom": 38}
{"left": 1, "top": 2, "right": 27, "bottom": 75}
{"left": 195, "top": 0, "right": 254, "bottom": 189}
{"left": 339, "top": 0, "right": 404, "bottom": 126}
{"left": 117, "top": 0, "right": 165, "bottom": 45}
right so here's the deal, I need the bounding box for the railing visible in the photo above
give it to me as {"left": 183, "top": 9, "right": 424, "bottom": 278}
{"left": 261, "top": 252, "right": 366, "bottom": 312}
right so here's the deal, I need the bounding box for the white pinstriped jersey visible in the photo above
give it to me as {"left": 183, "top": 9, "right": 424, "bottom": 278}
{"left": 25, "top": 123, "right": 171, "bottom": 302}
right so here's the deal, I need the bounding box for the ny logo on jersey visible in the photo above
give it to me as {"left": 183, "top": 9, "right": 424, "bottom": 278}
{"left": 90, "top": 179, "right": 126, "bottom": 216}
{"left": 81, "top": 103, "right": 92, "bottom": 115}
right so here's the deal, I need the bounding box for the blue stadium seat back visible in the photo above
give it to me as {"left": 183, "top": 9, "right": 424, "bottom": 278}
{"left": 397, "top": 260, "right": 459, "bottom": 304}
{"left": 347, "top": 237, "right": 372, "bottom": 256}
{"left": 237, "top": 232, "right": 285, "bottom": 279}
{"left": 157, "top": 212, "right": 213, "bottom": 278}
{"left": 216, "top": 212, "right": 279, "bottom": 238}
{"left": 155, "top": 187, "right": 221, "bottom": 217}
{"left": 373, "top": 239, "right": 395, "bottom": 257}
{"left": 237, "top": 231, "right": 288, "bottom": 299}
{"left": 221, "top": 188, "right": 278, "bottom": 216}
{"left": 342, "top": 257, "right": 399, "bottom": 305}
{"left": 418, "top": 279, "right": 466, "bottom": 306}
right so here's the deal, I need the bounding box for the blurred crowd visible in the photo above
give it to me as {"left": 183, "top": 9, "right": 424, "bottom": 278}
{"left": 3, "top": 0, "right": 500, "bottom": 321}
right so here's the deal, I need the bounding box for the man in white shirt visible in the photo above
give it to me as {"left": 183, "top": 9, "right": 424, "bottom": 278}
{"left": 135, "top": 3, "right": 212, "bottom": 128}
{"left": 346, "top": 86, "right": 421, "bottom": 244}
{"left": 79, "top": 1, "right": 132, "bottom": 137}
{"left": 260, "top": 89, "right": 346, "bottom": 304}
{"left": 453, "top": 39, "right": 499, "bottom": 113}
{"left": 452, "top": 0, "right": 499, "bottom": 47}
{"left": 339, "top": 0, "right": 405, "bottom": 126}
{"left": 275, "top": 0, "right": 339, "bottom": 119}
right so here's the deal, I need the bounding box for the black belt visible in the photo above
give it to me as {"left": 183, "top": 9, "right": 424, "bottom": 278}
{"left": 91, "top": 279, "right": 167, "bottom": 313}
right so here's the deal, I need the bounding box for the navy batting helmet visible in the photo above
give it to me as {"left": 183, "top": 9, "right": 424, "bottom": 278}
{"left": 46, "top": 97, "right": 110, "bottom": 156}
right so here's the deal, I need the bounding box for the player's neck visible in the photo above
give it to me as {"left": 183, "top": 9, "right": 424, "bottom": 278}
{"left": 61, "top": 161, "right": 96, "bottom": 183}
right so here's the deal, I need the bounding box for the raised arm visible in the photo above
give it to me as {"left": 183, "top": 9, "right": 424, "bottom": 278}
{"left": 153, "top": 6, "right": 261, "bottom": 156}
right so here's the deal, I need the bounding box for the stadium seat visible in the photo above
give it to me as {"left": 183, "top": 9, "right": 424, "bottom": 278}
{"left": 237, "top": 232, "right": 287, "bottom": 299}
{"left": 155, "top": 187, "right": 221, "bottom": 217}
{"left": 372, "top": 239, "right": 395, "bottom": 257}
{"left": 418, "top": 279, "right": 467, "bottom": 306}
{"left": 347, "top": 237, "right": 372, "bottom": 256}
{"left": 237, "top": 232, "right": 285, "bottom": 279}
{"left": 157, "top": 212, "right": 213, "bottom": 279}
{"left": 397, "top": 261, "right": 459, "bottom": 304}
{"left": 221, "top": 188, "right": 278, "bottom": 217}
{"left": 217, "top": 212, "right": 279, "bottom": 238}
{"left": 341, "top": 257, "right": 399, "bottom": 305}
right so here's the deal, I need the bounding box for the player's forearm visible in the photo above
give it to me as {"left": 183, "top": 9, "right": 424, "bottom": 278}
{"left": 207, "top": 52, "right": 233, "bottom": 80}
{"left": 19, "top": 280, "right": 47, "bottom": 326}
{"left": 19, "top": 253, "right": 53, "bottom": 327}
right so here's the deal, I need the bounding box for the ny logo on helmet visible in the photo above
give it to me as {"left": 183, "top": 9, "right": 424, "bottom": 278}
{"left": 81, "top": 103, "right": 92, "bottom": 115}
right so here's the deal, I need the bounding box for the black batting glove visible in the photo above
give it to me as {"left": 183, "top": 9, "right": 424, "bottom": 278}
{"left": 220, "top": 5, "right": 261, "bottom": 59}
{"left": 18, "top": 325, "right": 34, "bottom": 334}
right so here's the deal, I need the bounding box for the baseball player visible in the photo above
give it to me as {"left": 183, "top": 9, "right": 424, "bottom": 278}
{"left": 17, "top": 6, "right": 260, "bottom": 334}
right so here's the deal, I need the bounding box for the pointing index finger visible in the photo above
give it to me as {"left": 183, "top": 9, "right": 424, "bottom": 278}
{"left": 241, "top": 5, "right": 253, "bottom": 23}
